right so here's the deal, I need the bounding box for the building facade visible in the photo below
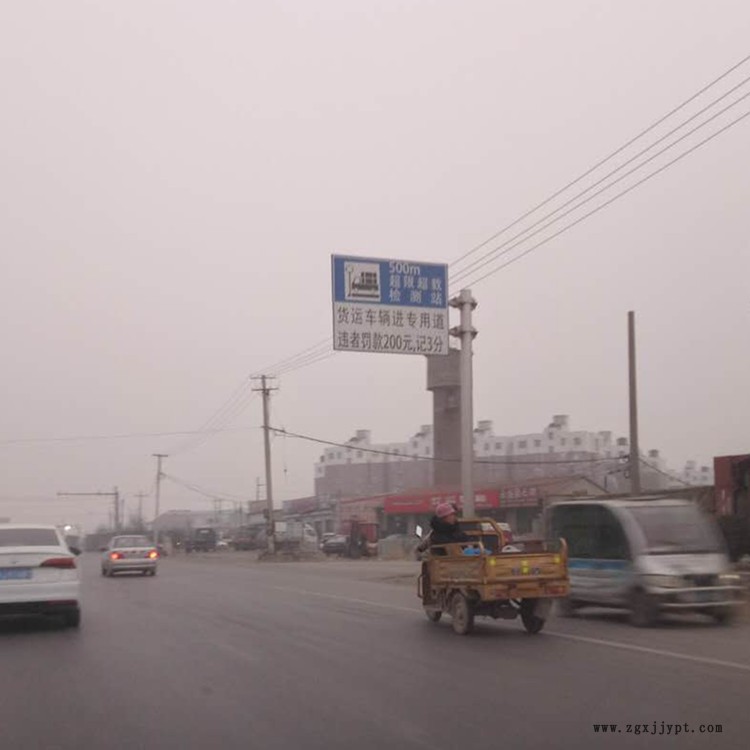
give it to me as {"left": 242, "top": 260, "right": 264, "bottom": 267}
{"left": 313, "top": 414, "right": 701, "bottom": 499}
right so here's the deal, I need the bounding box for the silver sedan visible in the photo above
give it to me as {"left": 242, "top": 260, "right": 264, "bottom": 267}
{"left": 101, "top": 535, "right": 159, "bottom": 577}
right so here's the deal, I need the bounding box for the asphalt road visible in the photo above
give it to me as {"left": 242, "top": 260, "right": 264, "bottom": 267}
{"left": 1, "top": 553, "right": 748, "bottom": 750}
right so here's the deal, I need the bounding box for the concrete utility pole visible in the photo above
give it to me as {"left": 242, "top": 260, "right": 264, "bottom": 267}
{"left": 152, "top": 454, "right": 168, "bottom": 545}
{"left": 628, "top": 311, "right": 642, "bottom": 495}
{"left": 449, "top": 289, "right": 478, "bottom": 518}
{"left": 252, "top": 376, "right": 278, "bottom": 553}
{"left": 57, "top": 488, "right": 121, "bottom": 532}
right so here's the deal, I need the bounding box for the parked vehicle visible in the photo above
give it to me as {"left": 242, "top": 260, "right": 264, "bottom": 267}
{"left": 319, "top": 532, "right": 337, "bottom": 551}
{"left": 187, "top": 527, "right": 218, "bottom": 553}
{"left": 322, "top": 534, "right": 348, "bottom": 556}
{"left": 0, "top": 524, "right": 82, "bottom": 627}
{"left": 545, "top": 497, "right": 744, "bottom": 626}
{"left": 101, "top": 535, "right": 159, "bottom": 577}
{"left": 418, "top": 517, "right": 569, "bottom": 635}
{"left": 230, "top": 526, "right": 262, "bottom": 551}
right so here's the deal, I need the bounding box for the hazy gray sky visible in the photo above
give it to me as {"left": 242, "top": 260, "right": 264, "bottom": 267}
{"left": 2, "top": 1, "right": 749, "bottom": 530}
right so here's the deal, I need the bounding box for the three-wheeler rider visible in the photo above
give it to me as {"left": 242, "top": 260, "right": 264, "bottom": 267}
{"left": 418, "top": 509, "right": 569, "bottom": 635}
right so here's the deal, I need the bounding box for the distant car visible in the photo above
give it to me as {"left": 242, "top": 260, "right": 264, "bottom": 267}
{"left": 102, "top": 535, "right": 159, "bottom": 577}
{"left": 319, "top": 533, "right": 336, "bottom": 551}
{"left": 216, "top": 538, "right": 229, "bottom": 550}
{"left": 0, "top": 524, "right": 82, "bottom": 628}
{"left": 189, "top": 527, "right": 218, "bottom": 552}
{"left": 322, "top": 534, "right": 348, "bottom": 556}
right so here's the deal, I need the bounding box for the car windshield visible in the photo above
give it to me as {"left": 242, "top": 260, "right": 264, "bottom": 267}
{"left": 0, "top": 528, "right": 60, "bottom": 547}
{"left": 112, "top": 536, "right": 151, "bottom": 548}
{"left": 629, "top": 505, "right": 723, "bottom": 554}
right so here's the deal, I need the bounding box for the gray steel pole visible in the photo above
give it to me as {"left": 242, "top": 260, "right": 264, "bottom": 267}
{"left": 628, "top": 312, "right": 642, "bottom": 495}
{"left": 450, "top": 289, "right": 477, "bottom": 518}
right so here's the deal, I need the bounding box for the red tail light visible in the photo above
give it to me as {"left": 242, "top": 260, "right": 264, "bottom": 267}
{"left": 41, "top": 557, "right": 76, "bottom": 569}
{"left": 148, "top": 550, "right": 159, "bottom": 559}
{"left": 110, "top": 552, "right": 123, "bottom": 560}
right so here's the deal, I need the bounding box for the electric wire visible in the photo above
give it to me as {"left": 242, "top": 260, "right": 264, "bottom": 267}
{"left": 270, "top": 426, "right": 628, "bottom": 466}
{"left": 450, "top": 79, "right": 750, "bottom": 287}
{"left": 456, "top": 107, "right": 750, "bottom": 289}
{"left": 449, "top": 52, "right": 750, "bottom": 270}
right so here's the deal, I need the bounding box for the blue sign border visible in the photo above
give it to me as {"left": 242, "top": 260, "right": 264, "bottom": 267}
{"left": 331, "top": 254, "right": 448, "bottom": 309}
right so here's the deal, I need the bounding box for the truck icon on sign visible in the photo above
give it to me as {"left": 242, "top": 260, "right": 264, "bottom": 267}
{"left": 344, "top": 261, "right": 381, "bottom": 301}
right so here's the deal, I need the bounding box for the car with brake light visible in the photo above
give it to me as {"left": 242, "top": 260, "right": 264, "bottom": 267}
{"left": 102, "top": 535, "right": 159, "bottom": 576}
{"left": 0, "top": 523, "right": 82, "bottom": 628}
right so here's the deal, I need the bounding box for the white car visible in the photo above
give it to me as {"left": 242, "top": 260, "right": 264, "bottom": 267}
{"left": 101, "top": 535, "right": 159, "bottom": 576}
{"left": 0, "top": 524, "right": 82, "bottom": 628}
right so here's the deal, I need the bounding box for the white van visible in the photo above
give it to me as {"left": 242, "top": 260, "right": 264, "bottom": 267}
{"left": 545, "top": 497, "right": 743, "bottom": 626}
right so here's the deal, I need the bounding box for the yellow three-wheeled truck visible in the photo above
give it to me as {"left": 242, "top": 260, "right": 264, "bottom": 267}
{"left": 418, "top": 518, "right": 569, "bottom": 635}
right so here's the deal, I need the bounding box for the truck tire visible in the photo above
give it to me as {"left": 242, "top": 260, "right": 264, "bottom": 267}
{"left": 451, "top": 593, "right": 475, "bottom": 635}
{"left": 711, "top": 607, "right": 734, "bottom": 626}
{"left": 424, "top": 608, "right": 442, "bottom": 623}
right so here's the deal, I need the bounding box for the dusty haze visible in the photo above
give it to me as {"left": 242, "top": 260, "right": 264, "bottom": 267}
{"left": 1, "top": 1, "right": 749, "bottom": 530}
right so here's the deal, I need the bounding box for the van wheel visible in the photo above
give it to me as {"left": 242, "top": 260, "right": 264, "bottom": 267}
{"left": 712, "top": 608, "right": 734, "bottom": 626}
{"left": 557, "top": 597, "right": 579, "bottom": 617}
{"left": 451, "top": 593, "right": 474, "bottom": 635}
{"left": 630, "top": 589, "right": 658, "bottom": 627}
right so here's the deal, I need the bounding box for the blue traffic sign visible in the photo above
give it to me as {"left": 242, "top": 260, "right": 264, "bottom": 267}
{"left": 331, "top": 255, "right": 447, "bottom": 309}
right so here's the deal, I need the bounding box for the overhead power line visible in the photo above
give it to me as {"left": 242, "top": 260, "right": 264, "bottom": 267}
{"left": 450, "top": 79, "right": 750, "bottom": 288}
{"left": 0, "top": 427, "right": 252, "bottom": 446}
{"left": 162, "top": 473, "right": 251, "bottom": 503}
{"left": 269, "top": 426, "right": 626, "bottom": 466}
{"left": 456, "top": 107, "right": 750, "bottom": 288}
{"left": 639, "top": 457, "right": 693, "bottom": 488}
{"left": 449, "top": 51, "right": 750, "bottom": 271}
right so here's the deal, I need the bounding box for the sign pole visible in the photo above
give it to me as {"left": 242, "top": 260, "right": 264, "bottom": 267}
{"left": 450, "top": 289, "right": 477, "bottom": 519}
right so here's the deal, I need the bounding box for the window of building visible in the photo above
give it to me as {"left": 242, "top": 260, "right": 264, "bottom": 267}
{"left": 484, "top": 443, "right": 490, "bottom": 451}
{"left": 534, "top": 440, "right": 541, "bottom": 448}
{"left": 356, "top": 451, "right": 362, "bottom": 458}
{"left": 495, "top": 442, "right": 503, "bottom": 450}
{"left": 560, "top": 438, "right": 567, "bottom": 447}
{"left": 574, "top": 437, "right": 582, "bottom": 446}
{"left": 518, "top": 440, "right": 527, "bottom": 449}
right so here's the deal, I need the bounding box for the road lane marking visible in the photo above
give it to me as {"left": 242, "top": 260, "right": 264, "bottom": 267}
{"left": 269, "top": 585, "right": 417, "bottom": 613}
{"left": 270, "top": 585, "right": 750, "bottom": 673}
{"left": 544, "top": 631, "right": 750, "bottom": 673}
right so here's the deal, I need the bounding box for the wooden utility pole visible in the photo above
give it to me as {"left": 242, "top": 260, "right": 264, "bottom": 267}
{"left": 252, "top": 376, "right": 278, "bottom": 553}
{"left": 152, "top": 454, "right": 168, "bottom": 544}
